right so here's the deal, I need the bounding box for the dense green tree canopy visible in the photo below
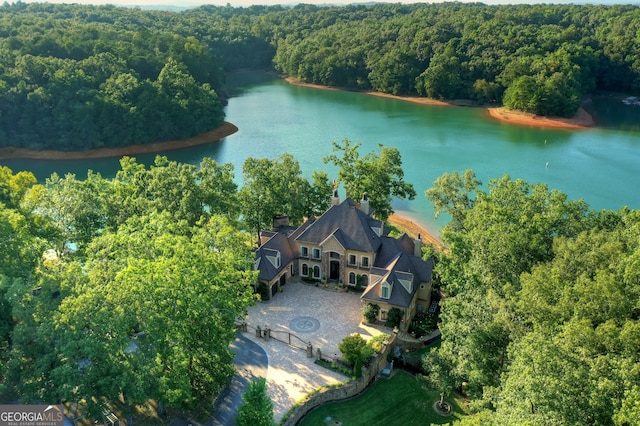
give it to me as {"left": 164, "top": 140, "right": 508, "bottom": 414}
{"left": 0, "top": 3, "right": 226, "bottom": 151}
{"left": 0, "top": 153, "right": 345, "bottom": 415}
{"left": 270, "top": 3, "right": 640, "bottom": 117}
{"left": 2, "top": 146, "right": 640, "bottom": 424}
{"left": 2, "top": 1, "right": 639, "bottom": 150}
{"left": 239, "top": 153, "right": 331, "bottom": 238}
{"left": 427, "top": 170, "right": 640, "bottom": 424}
{"left": 0, "top": 162, "right": 256, "bottom": 414}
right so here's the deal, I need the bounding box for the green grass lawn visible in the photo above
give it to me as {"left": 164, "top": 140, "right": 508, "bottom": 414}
{"left": 298, "top": 370, "right": 467, "bottom": 426}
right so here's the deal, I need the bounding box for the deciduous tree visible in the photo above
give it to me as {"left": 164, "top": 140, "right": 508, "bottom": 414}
{"left": 338, "top": 333, "right": 374, "bottom": 366}
{"left": 324, "top": 139, "right": 415, "bottom": 221}
{"left": 239, "top": 154, "right": 314, "bottom": 239}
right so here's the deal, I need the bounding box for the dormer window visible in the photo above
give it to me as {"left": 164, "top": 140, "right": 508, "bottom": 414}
{"left": 397, "top": 272, "right": 413, "bottom": 293}
{"left": 381, "top": 281, "right": 391, "bottom": 299}
{"left": 266, "top": 250, "right": 281, "bottom": 269}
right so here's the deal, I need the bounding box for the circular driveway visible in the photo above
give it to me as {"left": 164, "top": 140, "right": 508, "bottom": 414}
{"left": 242, "top": 280, "right": 386, "bottom": 422}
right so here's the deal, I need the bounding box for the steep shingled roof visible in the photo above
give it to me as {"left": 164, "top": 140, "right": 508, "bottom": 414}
{"left": 362, "top": 237, "right": 434, "bottom": 308}
{"left": 255, "top": 232, "right": 295, "bottom": 282}
{"left": 296, "top": 197, "right": 383, "bottom": 253}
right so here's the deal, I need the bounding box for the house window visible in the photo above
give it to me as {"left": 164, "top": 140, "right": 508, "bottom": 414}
{"left": 361, "top": 256, "right": 370, "bottom": 268}
{"left": 349, "top": 254, "right": 357, "bottom": 266}
{"left": 380, "top": 310, "right": 388, "bottom": 320}
{"left": 313, "top": 265, "right": 320, "bottom": 278}
{"left": 301, "top": 246, "right": 309, "bottom": 257}
{"left": 349, "top": 272, "right": 356, "bottom": 285}
{"left": 362, "top": 275, "right": 369, "bottom": 286}
{"left": 312, "top": 248, "right": 321, "bottom": 259}
{"left": 302, "top": 264, "right": 308, "bottom": 277}
{"left": 382, "top": 284, "right": 390, "bottom": 299}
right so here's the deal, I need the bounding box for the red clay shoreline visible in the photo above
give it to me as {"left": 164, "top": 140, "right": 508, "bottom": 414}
{"left": 0, "top": 90, "right": 445, "bottom": 249}
{"left": 0, "top": 77, "right": 594, "bottom": 161}
{"left": 388, "top": 213, "right": 442, "bottom": 250}
{"left": 285, "top": 76, "right": 595, "bottom": 129}
{"left": 0, "top": 121, "right": 239, "bottom": 161}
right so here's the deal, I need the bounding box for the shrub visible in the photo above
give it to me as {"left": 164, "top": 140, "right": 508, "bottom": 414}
{"left": 256, "top": 282, "right": 270, "bottom": 301}
{"left": 354, "top": 358, "right": 363, "bottom": 378}
{"left": 408, "top": 312, "right": 438, "bottom": 337}
{"left": 385, "top": 307, "right": 404, "bottom": 329}
{"left": 339, "top": 333, "right": 375, "bottom": 366}
{"left": 368, "top": 333, "right": 392, "bottom": 352}
{"left": 362, "top": 303, "right": 379, "bottom": 324}
{"left": 315, "top": 358, "right": 353, "bottom": 377}
{"left": 236, "top": 378, "right": 276, "bottom": 426}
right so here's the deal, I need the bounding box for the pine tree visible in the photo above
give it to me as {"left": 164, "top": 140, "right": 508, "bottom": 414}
{"left": 236, "top": 378, "right": 275, "bottom": 426}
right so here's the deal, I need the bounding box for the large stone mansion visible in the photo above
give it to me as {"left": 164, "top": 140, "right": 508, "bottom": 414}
{"left": 254, "top": 191, "right": 434, "bottom": 330}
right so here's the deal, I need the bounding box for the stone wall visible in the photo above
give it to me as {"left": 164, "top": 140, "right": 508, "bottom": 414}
{"left": 394, "top": 328, "right": 441, "bottom": 352}
{"left": 281, "top": 333, "right": 397, "bottom": 425}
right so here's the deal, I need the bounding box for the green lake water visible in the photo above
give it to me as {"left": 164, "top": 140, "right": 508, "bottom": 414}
{"left": 3, "top": 71, "right": 639, "bottom": 236}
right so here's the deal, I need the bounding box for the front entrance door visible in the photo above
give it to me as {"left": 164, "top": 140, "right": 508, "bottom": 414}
{"left": 329, "top": 260, "right": 339, "bottom": 280}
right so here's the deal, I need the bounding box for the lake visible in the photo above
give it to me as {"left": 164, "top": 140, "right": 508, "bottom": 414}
{"left": 3, "top": 71, "right": 639, "bottom": 236}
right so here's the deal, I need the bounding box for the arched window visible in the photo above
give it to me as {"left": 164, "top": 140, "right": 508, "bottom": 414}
{"left": 362, "top": 274, "right": 369, "bottom": 287}
{"left": 313, "top": 265, "right": 320, "bottom": 278}
{"left": 301, "top": 263, "right": 308, "bottom": 277}
{"left": 349, "top": 272, "right": 356, "bottom": 285}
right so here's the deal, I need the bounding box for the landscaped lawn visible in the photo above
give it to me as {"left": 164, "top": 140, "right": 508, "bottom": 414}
{"left": 298, "top": 370, "right": 467, "bottom": 425}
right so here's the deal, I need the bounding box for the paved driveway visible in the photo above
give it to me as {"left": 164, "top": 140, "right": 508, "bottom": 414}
{"left": 241, "top": 280, "right": 386, "bottom": 422}
{"left": 212, "top": 334, "right": 268, "bottom": 425}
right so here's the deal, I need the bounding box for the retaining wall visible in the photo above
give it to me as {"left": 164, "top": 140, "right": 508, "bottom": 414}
{"left": 281, "top": 333, "right": 397, "bottom": 426}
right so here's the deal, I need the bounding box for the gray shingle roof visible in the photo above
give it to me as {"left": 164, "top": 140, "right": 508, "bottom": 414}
{"left": 296, "top": 198, "right": 383, "bottom": 253}
{"left": 362, "top": 245, "right": 434, "bottom": 308}
{"left": 255, "top": 232, "right": 294, "bottom": 282}
{"left": 254, "top": 197, "right": 434, "bottom": 313}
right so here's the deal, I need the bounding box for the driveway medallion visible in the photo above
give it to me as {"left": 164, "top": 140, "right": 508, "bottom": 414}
{"left": 289, "top": 316, "right": 320, "bottom": 333}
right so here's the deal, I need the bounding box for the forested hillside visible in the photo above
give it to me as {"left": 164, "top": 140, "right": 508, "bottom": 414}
{"left": 1, "top": 2, "right": 640, "bottom": 151}
{"left": 426, "top": 171, "right": 640, "bottom": 425}
{"left": 0, "top": 2, "right": 227, "bottom": 150}
{"left": 270, "top": 2, "right": 640, "bottom": 116}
